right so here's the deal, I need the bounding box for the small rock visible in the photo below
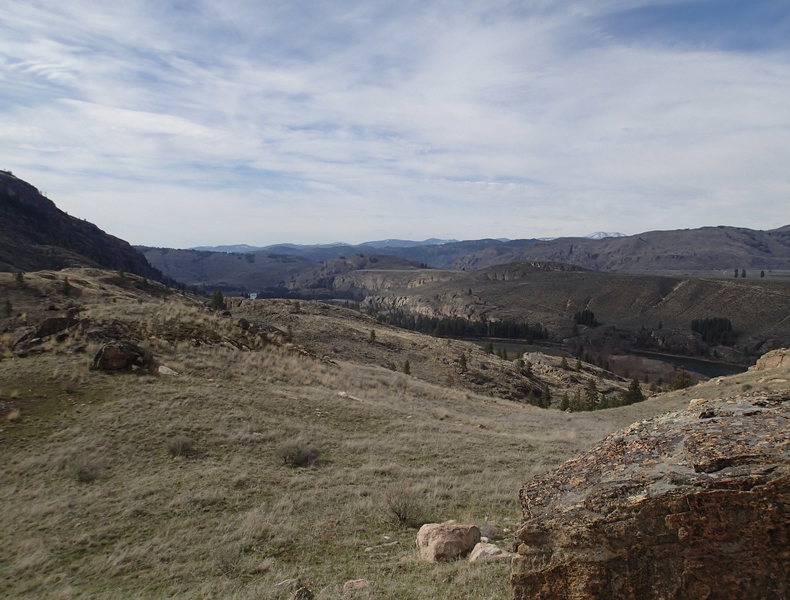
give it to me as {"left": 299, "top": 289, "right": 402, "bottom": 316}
{"left": 416, "top": 520, "right": 481, "bottom": 562}
{"left": 343, "top": 579, "right": 373, "bottom": 593}
{"left": 158, "top": 365, "right": 180, "bottom": 376}
{"left": 290, "top": 587, "right": 313, "bottom": 600}
{"left": 468, "top": 542, "right": 513, "bottom": 563}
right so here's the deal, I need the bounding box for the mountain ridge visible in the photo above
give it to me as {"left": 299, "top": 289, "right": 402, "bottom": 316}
{"left": 0, "top": 170, "right": 162, "bottom": 280}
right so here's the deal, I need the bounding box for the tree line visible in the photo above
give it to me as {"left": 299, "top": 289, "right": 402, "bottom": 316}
{"left": 691, "top": 317, "right": 735, "bottom": 346}
{"left": 373, "top": 309, "right": 548, "bottom": 341}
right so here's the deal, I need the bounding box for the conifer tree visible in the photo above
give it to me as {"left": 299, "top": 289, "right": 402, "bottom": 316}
{"left": 585, "top": 379, "right": 598, "bottom": 410}
{"left": 210, "top": 289, "right": 225, "bottom": 310}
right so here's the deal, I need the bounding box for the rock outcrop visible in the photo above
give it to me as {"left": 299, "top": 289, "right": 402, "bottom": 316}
{"left": 751, "top": 348, "right": 789, "bottom": 371}
{"left": 512, "top": 393, "right": 789, "bottom": 600}
{"left": 416, "top": 521, "right": 481, "bottom": 562}
{"left": 91, "top": 340, "right": 154, "bottom": 372}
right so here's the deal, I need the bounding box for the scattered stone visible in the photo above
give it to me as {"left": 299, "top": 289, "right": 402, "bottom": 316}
{"left": 343, "top": 579, "right": 373, "bottom": 593}
{"left": 158, "top": 365, "right": 180, "bottom": 376}
{"left": 468, "top": 542, "right": 513, "bottom": 563}
{"left": 512, "top": 393, "right": 790, "bottom": 600}
{"left": 416, "top": 520, "right": 481, "bottom": 562}
{"left": 91, "top": 340, "right": 154, "bottom": 372}
{"left": 289, "top": 587, "right": 313, "bottom": 600}
{"left": 363, "top": 541, "right": 397, "bottom": 552}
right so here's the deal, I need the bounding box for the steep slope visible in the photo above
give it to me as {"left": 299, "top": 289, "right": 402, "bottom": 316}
{"left": 327, "top": 262, "right": 787, "bottom": 336}
{"left": 0, "top": 171, "right": 161, "bottom": 279}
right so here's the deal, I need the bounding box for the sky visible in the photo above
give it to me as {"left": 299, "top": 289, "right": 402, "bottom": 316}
{"left": 1, "top": 0, "right": 789, "bottom": 247}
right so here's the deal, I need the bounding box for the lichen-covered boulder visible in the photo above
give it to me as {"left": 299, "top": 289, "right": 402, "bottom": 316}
{"left": 512, "top": 394, "right": 789, "bottom": 600}
{"left": 416, "top": 520, "right": 481, "bottom": 562}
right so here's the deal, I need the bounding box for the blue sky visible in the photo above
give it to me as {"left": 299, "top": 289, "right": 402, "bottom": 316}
{"left": 1, "top": 0, "right": 789, "bottom": 247}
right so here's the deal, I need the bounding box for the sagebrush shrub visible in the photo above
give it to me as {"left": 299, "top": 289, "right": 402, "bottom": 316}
{"left": 167, "top": 435, "right": 195, "bottom": 457}
{"left": 383, "top": 488, "right": 431, "bottom": 528}
{"left": 277, "top": 440, "right": 320, "bottom": 467}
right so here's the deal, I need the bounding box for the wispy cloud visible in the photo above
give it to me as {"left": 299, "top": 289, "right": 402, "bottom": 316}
{"left": 1, "top": 0, "right": 789, "bottom": 246}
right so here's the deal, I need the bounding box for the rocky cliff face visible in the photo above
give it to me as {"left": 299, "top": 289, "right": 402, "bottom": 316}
{"left": 512, "top": 385, "right": 789, "bottom": 599}
{"left": 0, "top": 171, "right": 161, "bottom": 279}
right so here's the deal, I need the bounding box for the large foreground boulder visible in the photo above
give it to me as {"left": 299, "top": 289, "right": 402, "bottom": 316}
{"left": 512, "top": 393, "right": 789, "bottom": 600}
{"left": 416, "top": 521, "right": 481, "bottom": 562}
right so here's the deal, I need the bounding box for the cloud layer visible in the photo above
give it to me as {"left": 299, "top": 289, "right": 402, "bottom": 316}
{"left": 1, "top": 0, "right": 789, "bottom": 246}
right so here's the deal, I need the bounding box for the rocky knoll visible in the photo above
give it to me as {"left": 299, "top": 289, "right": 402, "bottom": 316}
{"left": 512, "top": 391, "right": 789, "bottom": 599}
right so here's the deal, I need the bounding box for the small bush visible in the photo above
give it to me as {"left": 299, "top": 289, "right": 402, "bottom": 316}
{"left": 72, "top": 457, "right": 105, "bottom": 483}
{"left": 167, "top": 435, "right": 195, "bottom": 457}
{"left": 383, "top": 488, "right": 431, "bottom": 528}
{"left": 277, "top": 440, "right": 320, "bottom": 468}
{"left": 213, "top": 544, "right": 243, "bottom": 576}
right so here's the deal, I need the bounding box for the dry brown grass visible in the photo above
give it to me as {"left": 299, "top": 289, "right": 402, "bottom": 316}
{"left": 1, "top": 274, "right": 785, "bottom": 599}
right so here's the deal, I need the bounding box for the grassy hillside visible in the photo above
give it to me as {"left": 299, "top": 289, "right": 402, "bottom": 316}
{"left": 4, "top": 270, "right": 783, "bottom": 598}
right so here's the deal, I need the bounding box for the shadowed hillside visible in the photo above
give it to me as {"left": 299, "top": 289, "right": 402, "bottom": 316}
{"left": 0, "top": 171, "right": 161, "bottom": 280}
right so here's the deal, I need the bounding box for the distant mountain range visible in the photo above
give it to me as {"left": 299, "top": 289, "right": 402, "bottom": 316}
{"left": 0, "top": 170, "right": 161, "bottom": 279}
{"left": 140, "top": 224, "right": 790, "bottom": 295}
{"left": 190, "top": 233, "right": 626, "bottom": 253}
{"left": 1, "top": 171, "right": 787, "bottom": 297}
{"left": 190, "top": 238, "right": 459, "bottom": 253}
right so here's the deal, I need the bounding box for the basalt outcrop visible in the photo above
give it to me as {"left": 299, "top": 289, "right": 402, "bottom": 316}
{"left": 512, "top": 392, "right": 789, "bottom": 600}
